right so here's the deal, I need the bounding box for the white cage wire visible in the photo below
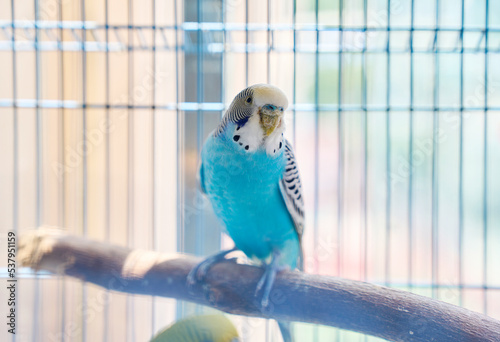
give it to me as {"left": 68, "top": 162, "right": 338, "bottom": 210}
{"left": 0, "top": 0, "right": 500, "bottom": 341}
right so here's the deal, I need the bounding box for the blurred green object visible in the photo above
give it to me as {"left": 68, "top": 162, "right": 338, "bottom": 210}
{"left": 150, "top": 314, "right": 240, "bottom": 342}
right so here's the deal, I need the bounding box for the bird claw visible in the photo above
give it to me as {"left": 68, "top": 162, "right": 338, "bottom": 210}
{"left": 186, "top": 248, "right": 238, "bottom": 293}
{"left": 255, "top": 271, "right": 267, "bottom": 293}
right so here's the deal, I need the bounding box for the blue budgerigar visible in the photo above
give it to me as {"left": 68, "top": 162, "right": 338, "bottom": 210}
{"left": 187, "top": 84, "right": 305, "bottom": 342}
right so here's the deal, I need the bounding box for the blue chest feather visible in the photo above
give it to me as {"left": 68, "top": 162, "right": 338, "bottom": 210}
{"left": 200, "top": 125, "right": 299, "bottom": 268}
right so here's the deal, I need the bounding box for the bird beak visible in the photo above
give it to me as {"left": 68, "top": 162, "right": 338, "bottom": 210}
{"left": 259, "top": 104, "right": 284, "bottom": 136}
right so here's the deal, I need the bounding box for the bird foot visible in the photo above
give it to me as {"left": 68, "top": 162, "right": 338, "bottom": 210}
{"left": 186, "top": 248, "right": 237, "bottom": 292}
{"left": 254, "top": 251, "right": 286, "bottom": 309}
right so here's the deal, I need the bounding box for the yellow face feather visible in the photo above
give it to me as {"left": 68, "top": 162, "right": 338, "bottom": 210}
{"left": 259, "top": 108, "right": 282, "bottom": 136}
{"left": 251, "top": 84, "right": 287, "bottom": 137}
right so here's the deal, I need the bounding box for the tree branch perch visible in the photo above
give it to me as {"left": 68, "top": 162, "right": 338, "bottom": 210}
{"left": 19, "top": 228, "right": 500, "bottom": 342}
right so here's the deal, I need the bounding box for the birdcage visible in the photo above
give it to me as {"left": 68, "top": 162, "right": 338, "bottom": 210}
{"left": 1, "top": 0, "right": 499, "bottom": 341}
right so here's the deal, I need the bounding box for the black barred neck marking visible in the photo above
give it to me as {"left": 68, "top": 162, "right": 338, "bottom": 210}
{"left": 215, "top": 87, "right": 254, "bottom": 137}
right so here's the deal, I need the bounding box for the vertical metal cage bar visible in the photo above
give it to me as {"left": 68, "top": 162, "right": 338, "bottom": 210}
{"left": 33, "top": 0, "right": 42, "bottom": 337}
{"left": 151, "top": 0, "right": 157, "bottom": 335}
{"left": 483, "top": 0, "right": 489, "bottom": 316}
{"left": 58, "top": 0, "right": 65, "bottom": 229}
{"left": 313, "top": 1, "right": 320, "bottom": 340}
{"left": 80, "top": 0, "right": 89, "bottom": 339}
{"left": 362, "top": 4, "right": 370, "bottom": 338}
{"left": 196, "top": 0, "right": 204, "bottom": 262}
{"left": 58, "top": 0, "right": 67, "bottom": 340}
{"left": 245, "top": 0, "right": 249, "bottom": 86}
{"left": 175, "top": 0, "right": 185, "bottom": 322}
{"left": 103, "top": 0, "right": 111, "bottom": 337}
{"left": 313, "top": 0, "right": 319, "bottom": 274}
{"left": 221, "top": 0, "right": 226, "bottom": 119}
{"left": 34, "top": 0, "right": 42, "bottom": 231}
{"left": 104, "top": 0, "right": 110, "bottom": 245}
{"left": 267, "top": 0, "right": 271, "bottom": 84}
{"left": 10, "top": 3, "right": 17, "bottom": 233}
{"left": 337, "top": 2, "right": 344, "bottom": 341}
{"left": 431, "top": 0, "right": 440, "bottom": 300}
{"left": 10, "top": 2, "right": 18, "bottom": 342}
{"left": 175, "top": 0, "right": 183, "bottom": 255}
{"left": 385, "top": 0, "right": 392, "bottom": 288}
{"left": 361, "top": 0, "right": 368, "bottom": 285}
{"left": 408, "top": 0, "right": 415, "bottom": 294}
{"left": 175, "top": 0, "right": 183, "bottom": 249}
{"left": 336, "top": 4, "right": 344, "bottom": 339}
{"left": 337, "top": 0, "right": 344, "bottom": 280}
{"left": 127, "top": 0, "right": 135, "bottom": 338}
{"left": 458, "top": 0, "right": 465, "bottom": 308}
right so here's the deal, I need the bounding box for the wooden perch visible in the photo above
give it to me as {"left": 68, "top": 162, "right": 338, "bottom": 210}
{"left": 19, "top": 228, "right": 500, "bottom": 342}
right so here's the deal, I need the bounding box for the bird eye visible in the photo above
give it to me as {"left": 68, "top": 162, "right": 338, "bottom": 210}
{"left": 279, "top": 107, "right": 284, "bottom": 111}
{"left": 246, "top": 97, "right": 252, "bottom": 104}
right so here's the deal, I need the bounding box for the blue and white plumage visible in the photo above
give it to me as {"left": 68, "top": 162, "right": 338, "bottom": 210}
{"left": 188, "top": 84, "right": 305, "bottom": 342}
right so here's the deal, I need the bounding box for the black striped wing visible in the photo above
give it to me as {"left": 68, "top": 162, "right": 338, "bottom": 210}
{"left": 279, "top": 139, "right": 305, "bottom": 269}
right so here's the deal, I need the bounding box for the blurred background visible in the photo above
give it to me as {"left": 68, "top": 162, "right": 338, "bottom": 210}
{"left": 0, "top": 0, "right": 499, "bottom": 341}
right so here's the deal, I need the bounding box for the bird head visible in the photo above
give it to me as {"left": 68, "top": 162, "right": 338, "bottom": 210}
{"left": 150, "top": 314, "right": 240, "bottom": 342}
{"left": 218, "top": 84, "right": 288, "bottom": 156}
